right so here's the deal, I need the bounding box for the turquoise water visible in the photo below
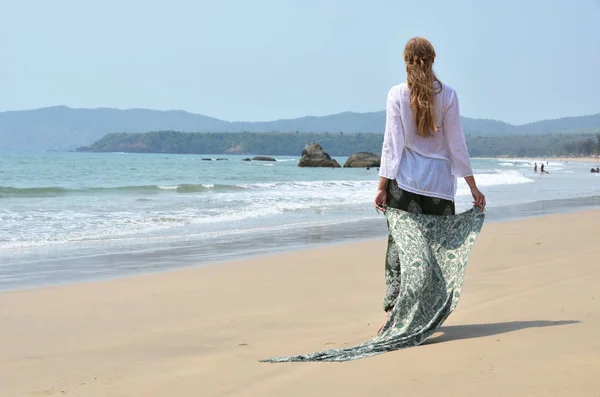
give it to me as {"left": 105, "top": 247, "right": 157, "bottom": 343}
{"left": 1, "top": 152, "right": 599, "bottom": 289}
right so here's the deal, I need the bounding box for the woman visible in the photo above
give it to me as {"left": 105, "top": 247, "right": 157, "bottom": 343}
{"left": 260, "top": 37, "right": 487, "bottom": 363}
{"left": 374, "top": 37, "right": 486, "bottom": 327}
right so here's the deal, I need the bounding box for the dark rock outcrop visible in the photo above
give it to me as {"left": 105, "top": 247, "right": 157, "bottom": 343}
{"left": 343, "top": 152, "right": 381, "bottom": 168}
{"left": 252, "top": 156, "right": 277, "bottom": 161}
{"left": 298, "top": 143, "right": 341, "bottom": 168}
{"left": 242, "top": 158, "right": 251, "bottom": 161}
{"left": 216, "top": 158, "right": 229, "bottom": 161}
{"left": 201, "top": 158, "right": 212, "bottom": 161}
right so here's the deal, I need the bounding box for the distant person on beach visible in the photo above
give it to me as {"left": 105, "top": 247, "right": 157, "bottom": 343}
{"left": 534, "top": 163, "right": 538, "bottom": 173}
{"left": 374, "top": 37, "right": 485, "bottom": 332}
{"left": 540, "top": 164, "right": 548, "bottom": 174}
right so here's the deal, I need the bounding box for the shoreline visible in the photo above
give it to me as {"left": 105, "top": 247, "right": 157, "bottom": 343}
{"left": 1, "top": 209, "right": 599, "bottom": 396}
{"left": 474, "top": 155, "right": 600, "bottom": 163}
{"left": 3, "top": 195, "right": 600, "bottom": 294}
{"left": 3, "top": 193, "right": 600, "bottom": 293}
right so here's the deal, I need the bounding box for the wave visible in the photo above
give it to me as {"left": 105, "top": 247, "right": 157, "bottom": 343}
{"left": 1, "top": 180, "right": 380, "bottom": 198}
{"left": 0, "top": 187, "right": 71, "bottom": 197}
{"left": 1, "top": 168, "right": 591, "bottom": 252}
{"left": 1, "top": 172, "right": 532, "bottom": 199}
{"left": 456, "top": 170, "right": 534, "bottom": 196}
{"left": 476, "top": 170, "right": 535, "bottom": 186}
{"left": 0, "top": 184, "right": 244, "bottom": 198}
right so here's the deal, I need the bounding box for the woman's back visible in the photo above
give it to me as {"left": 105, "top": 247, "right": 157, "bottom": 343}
{"left": 382, "top": 81, "right": 472, "bottom": 200}
{"left": 391, "top": 82, "right": 459, "bottom": 161}
{"left": 376, "top": 36, "right": 485, "bottom": 211}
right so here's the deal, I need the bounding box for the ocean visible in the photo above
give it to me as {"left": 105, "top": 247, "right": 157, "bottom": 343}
{"left": 1, "top": 152, "right": 599, "bottom": 290}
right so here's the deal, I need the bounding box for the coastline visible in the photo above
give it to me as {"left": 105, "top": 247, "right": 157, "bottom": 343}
{"left": 3, "top": 193, "right": 600, "bottom": 293}
{"left": 474, "top": 155, "right": 600, "bottom": 163}
{"left": 4, "top": 153, "right": 600, "bottom": 293}
{"left": 1, "top": 209, "right": 599, "bottom": 396}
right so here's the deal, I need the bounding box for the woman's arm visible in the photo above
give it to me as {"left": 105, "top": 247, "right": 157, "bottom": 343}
{"left": 374, "top": 176, "right": 389, "bottom": 212}
{"left": 379, "top": 87, "right": 405, "bottom": 182}
{"left": 443, "top": 90, "right": 486, "bottom": 210}
{"left": 443, "top": 90, "right": 473, "bottom": 179}
{"left": 375, "top": 87, "right": 405, "bottom": 211}
{"left": 464, "top": 175, "right": 485, "bottom": 209}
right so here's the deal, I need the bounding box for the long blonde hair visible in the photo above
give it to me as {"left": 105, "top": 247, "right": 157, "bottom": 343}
{"left": 404, "top": 37, "right": 442, "bottom": 137}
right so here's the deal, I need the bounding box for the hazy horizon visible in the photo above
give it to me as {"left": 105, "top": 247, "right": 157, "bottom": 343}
{"left": 2, "top": 0, "right": 599, "bottom": 124}
{"left": 2, "top": 104, "right": 600, "bottom": 128}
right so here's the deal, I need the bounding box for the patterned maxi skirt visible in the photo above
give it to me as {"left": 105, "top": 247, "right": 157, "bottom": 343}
{"left": 261, "top": 180, "right": 485, "bottom": 362}
{"left": 384, "top": 179, "right": 456, "bottom": 312}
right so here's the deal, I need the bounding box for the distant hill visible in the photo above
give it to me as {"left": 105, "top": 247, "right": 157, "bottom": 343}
{"left": 1, "top": 105, "right": 599, "bottom": 150}
{"left": 0, "top": 106, "right": 228, "bottom": 151}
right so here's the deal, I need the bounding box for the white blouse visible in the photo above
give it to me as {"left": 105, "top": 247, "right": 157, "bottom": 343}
{"left": 379, "top": 82, "right": 473, "bottom": 201}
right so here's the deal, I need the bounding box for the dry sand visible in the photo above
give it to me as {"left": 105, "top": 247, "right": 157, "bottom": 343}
{"left": 1, "top": 210, "right": 599, "bottom": 397}
{"left": 530, "top": 157, "right": 599, "bottom": 165}
{"left": 549, "top": 156, "right": 599, "bottom": 163}
{"left": 477, "top": 156, "right": 600, "bottom": 164}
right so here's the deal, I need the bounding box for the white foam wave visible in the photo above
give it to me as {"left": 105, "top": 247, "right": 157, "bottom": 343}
{"left": 158, "top": 184, "right": 214, "bottom": 190}
{"left": 239, "top": 180, "right": 375, "bottom": 190}
{"left": 0, "top": 171, "right": 541, "bottom": 251}
{"left": 456, "top": 170, "right": 534, "bottom": 196}
{"left": 476, "top": 170, "right": 534, "bottom": 186}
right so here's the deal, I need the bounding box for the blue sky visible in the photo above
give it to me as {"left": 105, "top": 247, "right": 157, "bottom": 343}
{"left": 1, "top": 0, "right": 599, "bottom": 124}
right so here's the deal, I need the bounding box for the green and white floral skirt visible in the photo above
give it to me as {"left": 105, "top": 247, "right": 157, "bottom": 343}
{"left": 384, "top": 179, "right": 456, "bottom": 312}
{"left": 261, "top": 182, "right": 485, "bottom": 362}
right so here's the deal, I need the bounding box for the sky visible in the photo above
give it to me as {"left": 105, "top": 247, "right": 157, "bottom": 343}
{"left": 1, "top": 0, "right": 599, "bottom": 124}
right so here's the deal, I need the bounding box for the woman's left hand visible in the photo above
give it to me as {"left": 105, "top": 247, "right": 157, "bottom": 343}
{"left": 470, "top": 187, "right": 486, "bottom": 211}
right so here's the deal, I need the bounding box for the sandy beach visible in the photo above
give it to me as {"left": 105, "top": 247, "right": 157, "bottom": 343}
{"left": 548, "top": 156, "right": 599, "bottom": 163}
{"left": 1, "top": 210, "right": 599, "bottom": 397}
{"left": 475, "top": 156, "right": 600, "bottom": 164}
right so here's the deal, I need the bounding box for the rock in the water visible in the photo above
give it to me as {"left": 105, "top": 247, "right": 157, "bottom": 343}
{"left": 242, "top": 158, "right": 251, "bottom": 161}
{"left": 201, "top": 158, "right": 212, "bottom": 161}
{"left": 343, "top": 152, "right": 381, "bottom": 168}
{"left": 298, "top": 143, "right": 341, "bottom": 168}
{"left": 252, "top": 156, "right": 277, "bottom": 161}
{"left": 216, "top": 158, "right": 229, "bottom": 161}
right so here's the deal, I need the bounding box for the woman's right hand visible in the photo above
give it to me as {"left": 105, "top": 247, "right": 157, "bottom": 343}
{"left": 374, "top": 189, "right": 387, "bottom": 212}
{"left": 470, "top": 187, "right": 486, "bottom": 211}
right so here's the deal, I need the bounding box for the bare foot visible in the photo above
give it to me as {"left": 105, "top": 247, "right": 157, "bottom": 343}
{"left": 377, "top": 311, "right": 391, "bottom": 334}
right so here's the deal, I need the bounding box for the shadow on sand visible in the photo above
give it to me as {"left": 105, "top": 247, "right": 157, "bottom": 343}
{"left": 423, "top": 320, "right": 580, "bottom": 345}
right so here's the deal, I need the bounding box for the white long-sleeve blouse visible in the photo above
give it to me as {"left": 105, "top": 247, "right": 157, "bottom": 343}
{"left": 379, "top": 82, "right": 473, "bottom": 201}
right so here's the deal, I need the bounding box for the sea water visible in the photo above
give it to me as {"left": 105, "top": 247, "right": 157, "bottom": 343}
{"left": 1, "top": 152, "right": 599, "bottom": 289}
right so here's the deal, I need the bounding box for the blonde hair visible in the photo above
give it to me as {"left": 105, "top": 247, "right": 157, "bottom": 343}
{"left": 404, "top": 37, "right": 442, "bottom": 137}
